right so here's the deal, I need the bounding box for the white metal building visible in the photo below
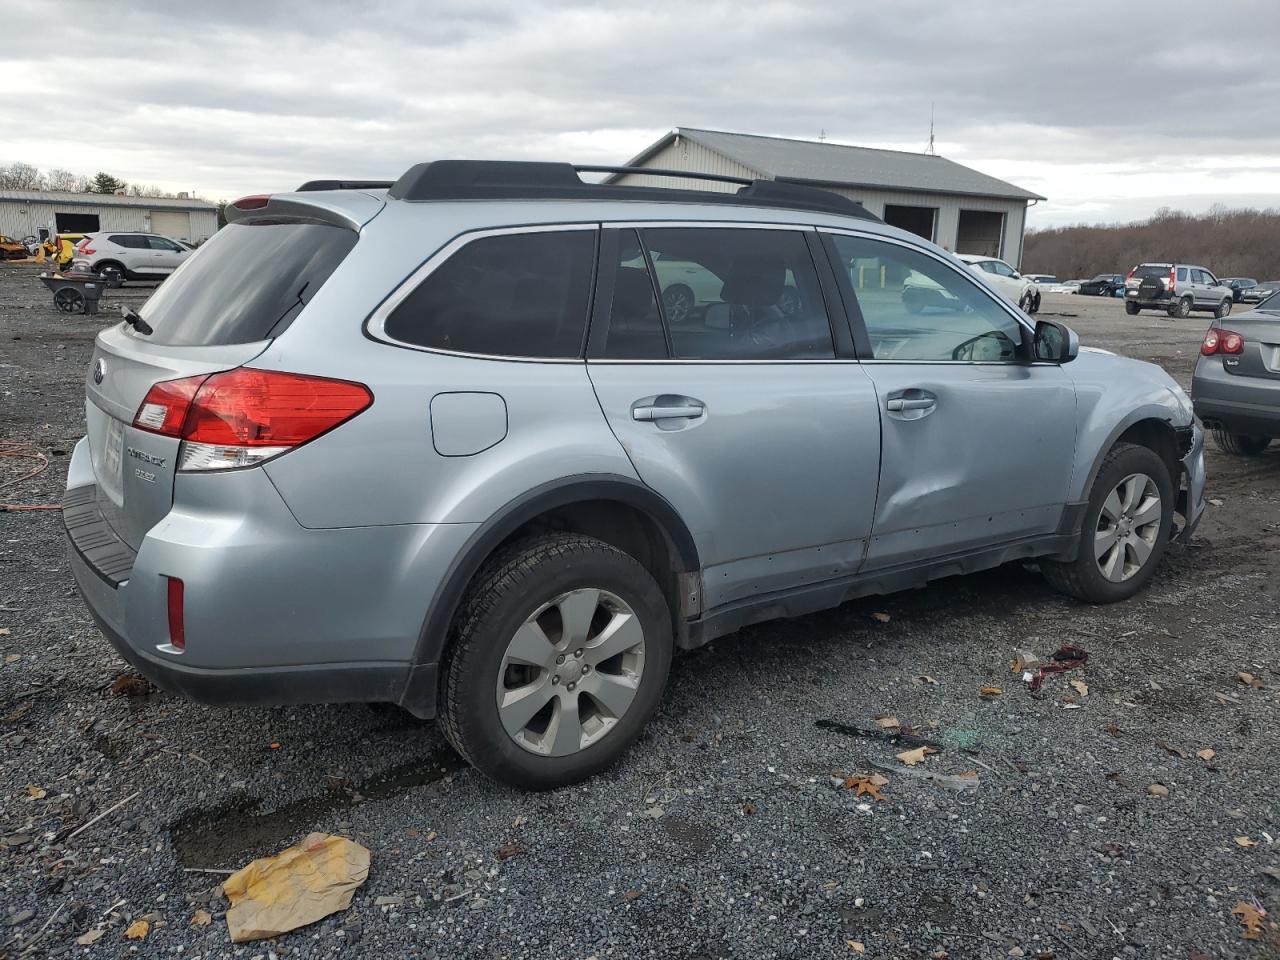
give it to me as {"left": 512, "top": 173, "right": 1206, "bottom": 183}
{"left": 609, "top": 128, "right": 1045, "bottom": 267}
{"left": 0, "top": 190, "right": 218, "bottom": 244}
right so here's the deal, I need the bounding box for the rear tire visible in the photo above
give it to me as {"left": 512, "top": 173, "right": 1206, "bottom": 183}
{"left": 1211, "top": 429, "right": 1270, "bottom": 456}
{"left": 1168, "top": 297, "right": 1192, "bottom": 319}
{"left": 1029, "top": 292, "right": 1041, "bottom": 314}
{"left": 1214, "top": 299, "right": 1232, "bottom": 319}
{"left": 439, "top": 533, "right": 672, "bottom": 789}
{"left": 1041, "top": 442, "right": 1174, "bottom": 603}
{"left": 1125, "top": 301, "right": 1140, "bottom": 316}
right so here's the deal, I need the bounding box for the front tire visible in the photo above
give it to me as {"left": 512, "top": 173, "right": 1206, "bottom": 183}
{"left": 1042, "top": 442, "right": 1174, "bottom": 603}
{"left": 439, "top": 533, "right": 673, "bottom": 789}
{"left": 1211, "top": 429, "right": 1270, "bottom": 456}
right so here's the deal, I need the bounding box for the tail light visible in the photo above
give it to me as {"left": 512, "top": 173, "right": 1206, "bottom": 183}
{"left": 1126, "top": 267, "right": 1136, "bottom": 280}
{"left": 132, "top": 368, "right": 373, "bottom": 470}
{"left": 1202, "top": 328, "right": 1244, "bottom": 355}
{"left": 166, "top": 577, "right": 185, "bottom": 651}
{"left": 77, "top": 239, "right": 95, "bottom": 255}
{"left": 1169, "top": 267, "right": 1176, "bottom": 294}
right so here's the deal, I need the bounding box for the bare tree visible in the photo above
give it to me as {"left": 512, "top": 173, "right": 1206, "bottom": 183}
{"left": 0, "top": 162, "right": 44, "bottom": 189}
{"left": 44, "top": 168, "right": 84, "bottom": 192}
{"left": 1025, "top": 207, "right": 1280, "bottom": 282}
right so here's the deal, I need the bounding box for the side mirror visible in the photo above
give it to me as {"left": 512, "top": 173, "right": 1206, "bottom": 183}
{"left": 1033, "top": 319, "right": 1079, "bottom": 363}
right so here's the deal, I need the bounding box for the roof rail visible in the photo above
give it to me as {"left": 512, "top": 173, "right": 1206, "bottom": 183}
{"left": 385, "top": 160, "right": 878, "bottom": 221}
{"left": 296, "top": 179, "right": 395, "bottom": 192}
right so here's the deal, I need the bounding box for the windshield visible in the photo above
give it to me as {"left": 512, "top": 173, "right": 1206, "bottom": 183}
{"left": 136, "top": 221, "right": 357, "bottom": 346}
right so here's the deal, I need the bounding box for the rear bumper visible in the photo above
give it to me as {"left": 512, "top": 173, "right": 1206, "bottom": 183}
{"left": 64, "top": 437, "right": 475, "bottom": 717}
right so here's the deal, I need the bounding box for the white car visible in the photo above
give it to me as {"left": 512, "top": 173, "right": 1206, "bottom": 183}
{"left": 72, "top": 232, "right": 192, "bottom": 283}
{"left": 956, "top": 254, "right": 1040, "bottom": 313}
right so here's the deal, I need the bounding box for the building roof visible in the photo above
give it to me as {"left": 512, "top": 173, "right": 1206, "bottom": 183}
{"left": 618, "top": 127, "right": 1046, "bottom": 202}
{"left": 0, "top": 189, "right": 216, "bottom": 210}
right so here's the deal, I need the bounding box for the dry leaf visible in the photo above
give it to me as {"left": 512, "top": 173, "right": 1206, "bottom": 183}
{"left": 425, "top": 831, "right": 437, "bottom": 842}
{"left": 1104, "top": 722, "right": 1121, "bottom": 738}
{"left": 1069, "top": 679, "right": 1089, "bottom": 697}
{"left": 1231, "top": 901, "right": 1265, "bottom": 940}
{"left": 1235, "top": 836, "right": 1258, "bottom": 848}
{"left": 1196, "top": 748, "right": 1215, "bottom": 761}
{"left": 1237, "top": 672, "right": 1263, "bottom": 689}
{"left": 125, "top": 919, "right": 150, "bottom": 940}
{"left": 25, "top": 785, "right": 45, "bottom": 800}
{"left": 1156, "top": 741, "right": 1187, "bottom": 759}
{"left": 895, "top": 746, "right": 937, "bottom": 766}
{"left": 223, "top": 833, "right": 370, "bottom": 943}
{"left": 496, "top": 841, "right": 523, "bottom": 860}
{"left": 191, "top": 908, "right": 212, "bottom": 927}
{"left": 742, "top": 801, "right": 757, "bottom": 815}
{"left": 843, "top": 776, "right": 887, "bottom": 800}
{"left": 871, "top": 611, "right": 891, "bottom": 623}
{"left": 110, "top": 673, "right": 152, "bottom": 698}
{"left": 873, "top": 715, "right": 899, "bottom": 729}
{"left": 512, "top": 815, "right": 526, "bottom": 828}
{"left": 76, "top": 929, "right": 103, "bottom": 945}
{"left": 978, "top": 686, "right": 1002, "bottom": 698}
{"left": 0, "top": 628, "right": 11, "bottom": 636}
{"left": 1147, "top": 783, "right": 1169, "bottom": 797}
{"left": 915, "top": 675, "right": 938, "bottom": 685}
{"left": 847, "top": 941, "right": 866, "bottom": 954}
{"left": 623, "top": 889, "right": 643, "bottom": 900}
{"left": 956, "top": 770, "right": 979, "bottom": 778}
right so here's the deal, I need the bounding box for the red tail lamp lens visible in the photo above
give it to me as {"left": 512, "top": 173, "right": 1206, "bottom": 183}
{"left": 166, "top": 577, "right": 185, "bottom": 651}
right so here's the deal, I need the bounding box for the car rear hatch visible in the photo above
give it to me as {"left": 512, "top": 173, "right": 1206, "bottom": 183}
{"left": 1218, "top": 314, "right": 1280, "bottom": 381}
{"left": 1128, "top": 264, "right": 1172, "bottom": 300}
{"left": 78, "top": 201, "right": 370, "bottom": 554}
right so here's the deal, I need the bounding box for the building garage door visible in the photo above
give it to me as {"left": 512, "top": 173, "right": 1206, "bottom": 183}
{"left": 150, "top": 210, "right": 191, "bottom": 240}
{"left": 883, "top": 204, "right": 937, "bottom": 242}
{"left": 955, "top": 210, "right": 1005, "bottom": 258}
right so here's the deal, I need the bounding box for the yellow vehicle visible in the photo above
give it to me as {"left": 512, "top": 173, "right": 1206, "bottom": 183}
{"left": 54, "top": 233, "right": 86, "bottom": 268}
{"left": 0, "top": 234, "right": 28, "bottom": 260}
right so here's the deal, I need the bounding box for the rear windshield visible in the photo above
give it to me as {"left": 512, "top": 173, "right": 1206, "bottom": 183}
{"left": 1132, "top": 265, "right": 1169, "bottom": 279}
{"left": 136, "top": 221, "right": 356, "bottom": 346}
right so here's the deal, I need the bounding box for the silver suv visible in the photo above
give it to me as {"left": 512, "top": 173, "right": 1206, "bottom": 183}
{"left": 65, "top": 161, "right": 1206, "bottom": 788}
{"left": 1125, "top": 262, "right": 1233, "bottom": 319}
{"left": 72, "top": 232, "right": 192, "bottom": 283}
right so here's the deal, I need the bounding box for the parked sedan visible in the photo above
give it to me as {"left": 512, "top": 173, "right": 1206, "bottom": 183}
{"left": 1219, "top": 278, "right": 1259, "bottom": 303}
{"left": 72, "top": 232, "right": 192, "bottom": 282}
{"left": 955, "top": 254, "right": 1041, "bottom": 312}
{"left": 1192, "top": 295, "right": 1280, "bottom": 455}
{"left": 1078, "top": 274, "right": 1125, "bottom": 297}
{"left": 1242, "top": 280, "right": 1278, "bottom": 304}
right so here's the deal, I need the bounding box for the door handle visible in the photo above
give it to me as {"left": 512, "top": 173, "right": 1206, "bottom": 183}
{"left": 633, "top": 403, "right": 705, "bottom": 422}
{"left": 886, "top": 397, "right": 935, "bottom": 412}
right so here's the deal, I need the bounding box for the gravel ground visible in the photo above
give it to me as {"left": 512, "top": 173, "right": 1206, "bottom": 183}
{"left": 2, "top": 268, "right": 1278, "bottom": 959}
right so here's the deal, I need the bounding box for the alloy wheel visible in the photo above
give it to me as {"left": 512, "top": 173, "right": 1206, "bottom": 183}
{"left": 496, "top": 588, "right": 646, "bottom": 757}
{"left": 1094, "top": 473, "right": 1162, "bottom": 582}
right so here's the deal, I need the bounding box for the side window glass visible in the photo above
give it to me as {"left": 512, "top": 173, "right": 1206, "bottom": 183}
{"left": 384, "top": 230, "right": 595, "bottom": 358}
{"left": 147, "top": 236, "right": 177, "bottom": 251}
{"left": 638, "top": 228, "right": 834, "bottom": 360}
{"left": 829, "top": 233, "right": 1024, "bottom": 362}
{"left": 990, "top": 261, "right": 1014, "bottom": 277}
{"left": 594, "top": 230, "right": 668, "bottom": 359}
{"left": 110, "top": 235, "right": 141, "bottom": 248}
{"left": 1177, "top": 267, "right": 1188, "bottom": 282}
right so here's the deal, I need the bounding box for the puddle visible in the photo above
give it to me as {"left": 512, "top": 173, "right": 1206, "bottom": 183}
{"left": 170, "top": 748, "right": 464, "bottom": 869}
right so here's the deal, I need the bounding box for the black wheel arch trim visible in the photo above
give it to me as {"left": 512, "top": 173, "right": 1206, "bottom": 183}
{"left": 398, "top": 474, "right": 699, "bottom": 716}
{"left": 1076, "top": 413, "right": 1187, "bottom": 521}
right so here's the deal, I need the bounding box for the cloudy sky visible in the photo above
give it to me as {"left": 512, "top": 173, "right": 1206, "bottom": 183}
{"left": 7, "top": 0, "right": 1279, "bottom": 228}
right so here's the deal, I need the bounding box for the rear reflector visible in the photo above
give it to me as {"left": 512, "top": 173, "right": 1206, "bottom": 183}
{"left": 132, "top": 368, "right": 373, "bottom": 471}
{"left": 166, "top": 577, "right": 185, "bottom": 651}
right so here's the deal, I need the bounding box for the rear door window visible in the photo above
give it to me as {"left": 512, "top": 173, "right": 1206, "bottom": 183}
{"left": 136, "top": 221, "right": 357, "bottom": 346}
{"left": 635, "top": 227, "right": 834, "bottom": 360}
{"left": 384, "top": 230, "right": 595, "bottom": 358}
{"left": 1177, "top": 268, "right": 1188, "bottom": 282}
{"left": 109, "top": 234, "right": 147, "bottom": 249}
